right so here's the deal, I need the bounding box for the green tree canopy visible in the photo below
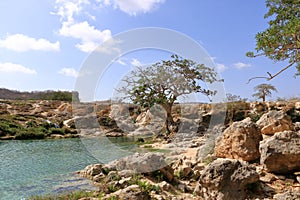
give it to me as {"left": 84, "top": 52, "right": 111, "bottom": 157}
{"left": 252, "top": 83, "right": 277, "bottom": 102}
{"left": 247, "top": 0, "right": 300, "bottom": 81}
{"left": 119, "top": 55, "right": 220, "bottom": 133}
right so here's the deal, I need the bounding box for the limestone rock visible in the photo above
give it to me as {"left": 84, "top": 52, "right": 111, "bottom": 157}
{"left": 260, "top": 131, "right": 300, "bottom": 174}
{"left": 103, "top": 185, "right": 151, "bottom": 200}
{"left": 215, "top": 118, "right": 261, "bottom": 161}
{"left": 273, "top": 191, "right": 300, "bottom": 200}
{"left": 199, "top": 158, "right": 259, "bottom": 200}
{"left": 256, "top": 110, "right": 294, "bottom": 135}
{"left": 107, "top": 152, "right": 167, "bottom": 173}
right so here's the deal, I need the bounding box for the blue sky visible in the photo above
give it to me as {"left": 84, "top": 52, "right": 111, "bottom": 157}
{"left": 0, "top": 0, "right": 299, "bottom": 101}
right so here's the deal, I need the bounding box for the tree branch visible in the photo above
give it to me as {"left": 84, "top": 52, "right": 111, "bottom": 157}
{"left": 247, "top": 62, "right": 295, "bottom": 84}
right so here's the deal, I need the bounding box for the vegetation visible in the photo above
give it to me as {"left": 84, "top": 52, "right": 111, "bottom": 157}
{"left": 0, "top": 114, "right": 71, "bottom": 140}
{"left": 252, "top": 83, "right": 278, "bottom": 102}
{"left": 29, "top": 190, "right": 102, "bottom": 200}
{"left": 247, "top": 0, "right": 300, "bottom": 81}
{"left": 119, "top": 54, "right": 220, "bottom": 133}
{"left": 0, "top": 88, "right": 78, "bottom": 102}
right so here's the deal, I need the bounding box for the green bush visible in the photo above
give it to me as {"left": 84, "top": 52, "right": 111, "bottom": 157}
{"left": 49, "top": 128, "right": 65, "bottom": 135}
{"left": 15, "top": 131, "right": 45, "bottom": 140}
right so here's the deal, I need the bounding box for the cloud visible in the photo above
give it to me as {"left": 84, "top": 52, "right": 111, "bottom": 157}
{"left": 112, "top": 0, "right": 165, "bottom": 15}
{"left": 0, "top": 62, "right": 37, "bottom": 74}
{"left": 233, "top": 62, "right": 251, "bottom": 69}
{"left": 116, "top": 59, "right": 126, "bottom": 66}
{"left": 216, "top": 63, "right": 228, "bottom": 72}
{"left": 131, "top": 58, "right": 142, "bottom": 66}
{"left": 53, "top": 0, "right": 90, "bottom": 23}
{"left": 0, "top": 34, "right": 60, "bottom": 52}
{"left": 58, "top": 67, "right": 79, "bottom": 77}
{"left": 59, "top": 21, "right": 112, "bottom": 52}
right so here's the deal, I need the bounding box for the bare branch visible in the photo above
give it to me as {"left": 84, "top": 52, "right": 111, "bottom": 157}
{"left": 247, "top": 62, "right": 295, "bottom": 84}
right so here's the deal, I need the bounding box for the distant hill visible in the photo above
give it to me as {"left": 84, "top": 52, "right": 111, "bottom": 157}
{"left": 0, "top": 88, "right": 79, "bottom": 102}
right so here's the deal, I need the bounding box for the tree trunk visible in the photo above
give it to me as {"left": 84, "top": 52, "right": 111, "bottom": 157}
{"left": 163, "top": 103, "right": 174, "bottom": 134}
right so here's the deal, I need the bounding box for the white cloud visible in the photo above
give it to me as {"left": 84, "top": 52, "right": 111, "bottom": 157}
{"left": 53, "top": 0, "right": 90, "bottom": 23}
{"left": 112, "top": 0, "right": 165, "bottom": 15}
{"left": 216, "top": 63, "right": 228, "bottom": 72}
{"left": 0, "top": 34, "right": 60, "bottom": 52}
{"left": 233, "top": 62, "right": 251, "bottom": 69}
{"left": 58, "top": 67, "right": 79, "bottom": 77}
{"left": 59, "top": 21, "right": 112, "bottom": 52}
{"left": 116, "top": 59, "right": 126, "bottom": 66}
{"left": 0, "top": 62, "right": 37, "bottom": 74}
{"left": 131, "top": 58, "right": 142, "bottom": 66}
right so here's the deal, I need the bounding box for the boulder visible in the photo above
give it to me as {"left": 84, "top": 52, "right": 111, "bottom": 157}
{"left": 198, "top": 158, "right": 259, "bottom": 200}
{"left": 295, "top": 102, "right": 300, "bottom": 110}
{"left": 256, "top": 110, "right": 294, "bottom": 135}
{"left": 215, "top": 118, "right": 261, "bottom": 161}
{"left": 107, "top": 152, "right": 167, "bottom": 173}
{"left": 260, "top": 131, "right": 300, "bottom": 174}
{"left": 273, "top": 191, "right": 300, "bottom": 200}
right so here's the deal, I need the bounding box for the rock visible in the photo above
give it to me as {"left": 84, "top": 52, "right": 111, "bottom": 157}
{"left": 256, "top": 110, "right": 294, "bottom": 135}
{"left": 273, "top": 191, "right": 300, "bottom": 200}
{"left": 80, "top": 164, "right": 103, "bottom": 177}
{"left": 295, "top": 102, "right": 300, "bottom": 110}
{"left": 107, "top": 152, "right": 167, "bottom": 173}
{"left": 215, "top": 118, "right": 261, "bottom": 162}
{"left": 199, "top": 158, "right": 259, "bottom": 200}
{"left": 295, "top": 122, "right": 300, "bottom": 131}
{"left": 103, "top": 184, "right": 151, "bottom": 200}
{"left": 260, "top": 131, "right": 300, "bottom": 174}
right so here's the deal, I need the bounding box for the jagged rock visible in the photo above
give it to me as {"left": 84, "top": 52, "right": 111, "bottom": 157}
{"left": 295, "top": 102, "right": 300, "bottom": 110}
{"left": 295, "top": 122, "right": 300, "bottom": 131}
{"left": 215, "top": 118, "right": 261, "bottom": 162}
{"left": 260, "top": 131, "right": 300, "bottom": 174}
{"left": 103, "top": 184, "right": 151, "bottom": 200}
{"left": 79, "top": 164, "right": 103, "bottom": 177}
{"left": 273, "top": 191, "right": 300, "bottom": 200}
{"left": 198, "top": 158, "right": 259, "bottom": 200}
{"left": 107, "top": 153, "right": 167, "bottom": 173}
{"left": 256, "top": 110, "right": 294, "bottom": 135}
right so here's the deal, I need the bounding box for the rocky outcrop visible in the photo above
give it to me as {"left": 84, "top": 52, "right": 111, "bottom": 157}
{"left": 260, "top": 131, "right": 300, "bottom": 174}
{"left": 197, "top": 158, "right": 259, "bottom": 200}
{"left": 215, "top": 118, "right": 261, "bottom": 161}
{"left": 107, "top": 152, "right": 168, "bottom": 174}
{"left": 256, "top": 110, "right": 294, "bottom": 135}
{"left": 273, "top": 191, "right": 300, "bottom": 200}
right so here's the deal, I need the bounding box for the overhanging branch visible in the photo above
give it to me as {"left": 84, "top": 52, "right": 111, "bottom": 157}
{"left": 247, "top": 62, "right": 295, "bottom": 84}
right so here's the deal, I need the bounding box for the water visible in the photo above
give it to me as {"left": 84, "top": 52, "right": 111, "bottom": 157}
{"left": 0, "top": 137, "right": 138, "bottom": 200}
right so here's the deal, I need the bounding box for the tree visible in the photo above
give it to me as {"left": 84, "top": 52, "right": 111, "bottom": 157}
{"left": 252, "top": 83, "right": 277, "bottom": 102}
{"left": 119, "top": 55, "right": 220, "bottom": 133}
{"left": 226, "top": 93, "right": 248, "bottom": 102}
{"left": 247, "top": 0, "right": 300, "bottom": 82}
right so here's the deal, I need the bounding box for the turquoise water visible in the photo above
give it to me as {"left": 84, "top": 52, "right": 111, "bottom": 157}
{"left": 0, "top": 137, "right": 138, "bottom": 200}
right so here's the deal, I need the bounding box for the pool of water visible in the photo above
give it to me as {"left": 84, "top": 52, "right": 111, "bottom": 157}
{"left": 0, "top": 137, "right": 138, "bottom": 200}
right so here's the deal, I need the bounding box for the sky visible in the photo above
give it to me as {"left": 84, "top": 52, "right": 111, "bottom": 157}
{"left": 0, "top": 0, "right": 299, "bottom": 102}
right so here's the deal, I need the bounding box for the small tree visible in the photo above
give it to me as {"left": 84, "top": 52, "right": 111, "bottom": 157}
{"left": 119, "top": 55, "right": 220, "bottom": 133}
{"left": 247, "top": 0, "right": 300, "bottom": 81}
{"left": 252, "top": 83, "right": 277, "bottom": 102}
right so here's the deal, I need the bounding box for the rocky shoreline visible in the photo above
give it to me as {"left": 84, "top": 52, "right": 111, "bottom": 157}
{"left": 75, "top": 101, "right": 300, "bottom": 200}
{"left": 1, "top": 99, "right": 300, "bottom": 199}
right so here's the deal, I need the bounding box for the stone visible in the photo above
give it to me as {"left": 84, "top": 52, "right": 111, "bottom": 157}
{"left": 260, "top": 131, "right": 300, "bottom": 174}
{"left": 295, "top": 102, "right": 300, "bottom": 110}
{"left": 273, "top": 191, "right": 300, "bottom": 200}
{"left": 215, "top": 118, "right": 261, "bottom": 162}
{"left": 256, "top": 110, "right": 294, "bottom": 135}
{"left": 199, "top": 158, "right": 259, "bottom": 200}
{"left": 107, "top": 152, "right": 167, "bottom": 173}
{"left": 80, "top": 164, "right": 102, "bottom": 177}
{"left": 103, "top": 184, "right": 151, "bottom": 200}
